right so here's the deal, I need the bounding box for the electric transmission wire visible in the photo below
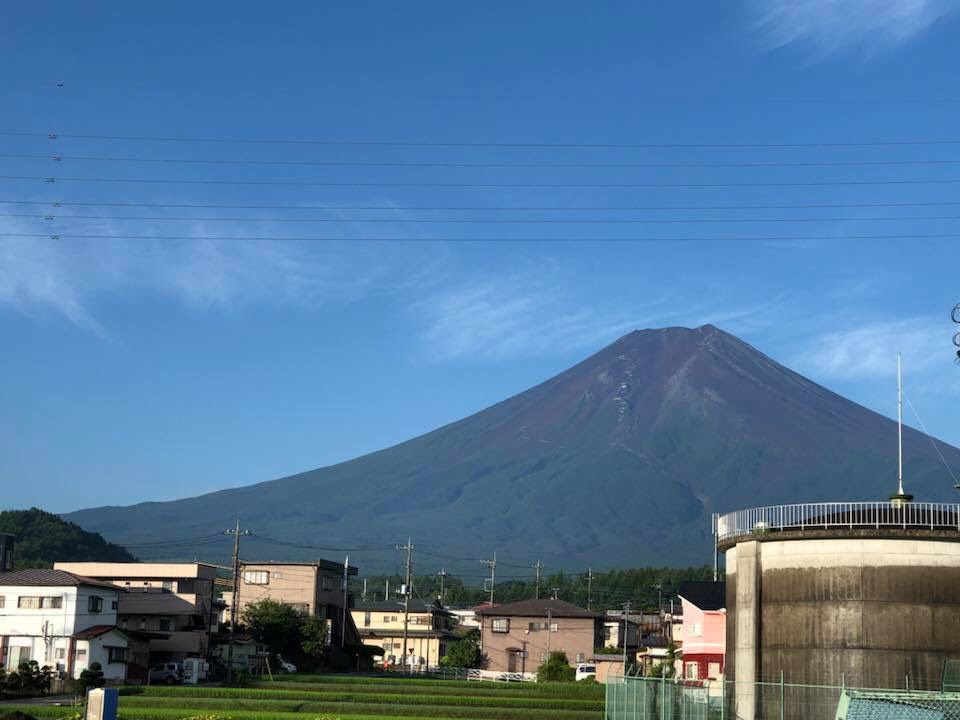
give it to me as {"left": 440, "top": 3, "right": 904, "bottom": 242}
{"left": 903, "top": 390, "right": 960, "bottom": 487}
{"left": 9, "top": 151, "right": 960, "bottom": 170}
{"left": 6, "top": 129, "right": 960, "bottom": 149}
{"left": 9, "top": 173, "right": 960, "bottom": 189}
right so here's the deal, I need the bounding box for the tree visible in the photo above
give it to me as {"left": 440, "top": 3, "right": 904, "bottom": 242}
{"left": 648, "top": 642, "right": 678, "bottom": 678}
{"left": 76, "top": 662, "right": 105, "bottom": 695}
{"left": 537, "top": 651, "right": 576, "bottom": 682}
{"left": 441, "top": 637, "right": 482, "bottom": 669}
{"left": 300, "top": 615, "right": 329, "bottom": 660}
{"left": 241, "top": 600, "right": 304, "bottom": 658}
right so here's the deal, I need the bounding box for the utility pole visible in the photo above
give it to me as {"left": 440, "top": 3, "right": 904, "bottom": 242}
{"left": 340, "top": 555, "right": 349, "bottom": 649}
{"left": 586, "top": 568, "right": 594, "bottom": 610}
{"left": 652, "top": 583, "right": 663, "bottom": 613}
{"left": 225, "top": 519, "right": 250, "bottom": 683}
{"left": 551, "top": 587, "right": 560, "bottom": 600}
{"left": 621, "top": 601, "right": 632, "bottom": 679}
{"left": 546, "top": 608, "right": 553, "bottom": 654}
{"left": 362, "top": 578, "right": 368, "bottom": 603}
{"left": 481, "top": 553, "right": 497, "bottom": 607}
{"left": 533, "top": 560, "right": 543, "bottom": 600}
{"left": 396, "top": 538, "right": 414, "bottom": 670}
{"left": 437, "top": 568, "right": 448, "bottom": 604}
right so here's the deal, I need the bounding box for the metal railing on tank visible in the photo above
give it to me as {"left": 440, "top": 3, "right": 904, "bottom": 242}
{"left": 716, "top": 502, "right": 960, "bottom": 542}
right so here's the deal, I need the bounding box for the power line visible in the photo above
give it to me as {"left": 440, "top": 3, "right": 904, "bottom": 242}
{"left": 6, "top": 198, "right": 960, "bottom": 212}
{"left": 6, "top": 232, "right": 960, "bottom": 243}
{"left": 7, "top": 129, "right": 960, "bottom": 149}
{"left": 11, "top": 173, "right": 960, "bottom": 189}
{"left": 12, "top": 212, "right": 960, "bottom": 224}
{"left": 11, "top": 151, "right": 960, "bottom": 169}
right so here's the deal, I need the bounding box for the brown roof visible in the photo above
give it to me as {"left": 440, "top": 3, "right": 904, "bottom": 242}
{"left": 0, "top": 569, "right": 120, "bottom": 591}
{"left": 475, "top": 598, "right": 598, "bottom": 618}
{"left": 74, "top": 625, "right": 127, "bottom": 640}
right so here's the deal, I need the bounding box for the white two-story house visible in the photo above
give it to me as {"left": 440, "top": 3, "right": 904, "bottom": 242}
{"left": 0, "top": 569, "right": 129, "bottom": 681}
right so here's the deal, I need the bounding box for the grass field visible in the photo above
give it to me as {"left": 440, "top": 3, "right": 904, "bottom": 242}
{"left": 2, "top": 674, "right": 606, "bottom": 720}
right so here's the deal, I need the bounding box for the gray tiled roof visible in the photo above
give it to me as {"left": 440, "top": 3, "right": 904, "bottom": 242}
{"left": 475, "top": 598, "right": 597, "bottom": 618}
{"left": 0, "top": 568, "right": 119, "bottom": 590}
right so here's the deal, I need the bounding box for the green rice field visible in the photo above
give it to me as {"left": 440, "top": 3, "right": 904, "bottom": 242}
{"left": 2, "top": 674, "right": 606, "bottom": 720}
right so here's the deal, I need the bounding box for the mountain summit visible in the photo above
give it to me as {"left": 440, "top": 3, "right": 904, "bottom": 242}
{"left": 64, "top": 325, "right": 960, "bottom": 570}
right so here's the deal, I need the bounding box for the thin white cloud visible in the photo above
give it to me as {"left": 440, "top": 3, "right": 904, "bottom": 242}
{"left": 794, "top": 317, "right": 949, "bottom": 380}
{"left": 749, "top": 0, "right": 960, "bottom": 53}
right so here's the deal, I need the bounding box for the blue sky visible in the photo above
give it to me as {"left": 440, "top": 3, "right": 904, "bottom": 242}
{"left": 2, "top": 1, "right": 959, "bottom": 512}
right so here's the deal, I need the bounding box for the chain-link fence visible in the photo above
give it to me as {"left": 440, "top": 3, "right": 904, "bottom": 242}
{"left": 605, "top": 677, "right": 960, "bottom": 720}
{"left": 838, "top": 689, "right": 960, "bottom": 720}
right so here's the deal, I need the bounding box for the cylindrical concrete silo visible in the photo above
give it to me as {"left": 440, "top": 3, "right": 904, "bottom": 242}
{"left": 718, "top": 501, "right": 960, "bottom": 720}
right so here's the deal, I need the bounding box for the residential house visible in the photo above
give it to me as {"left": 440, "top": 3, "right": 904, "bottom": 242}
{"left": 221, "top": 561, "right": 360, "bottom": 647}
{"left": 477, "top": 599, "right": 602, "bottom": 675}
{"left": 351, "top": 600, "right": 456, "bottom": 668}
{"left": 676, "top": 581, "right": 725, "bottom": 682}
{"left": 0, "top": 569, "right": 129, "bottom": 681}
{"left": 602, "top": 611, "right": 643, "bottom": 651}
{"left": 448, "top": 607, "right": 481, "bottom": 630}
{"left": 55, "top": 562, "right": 220, "bottom": 667}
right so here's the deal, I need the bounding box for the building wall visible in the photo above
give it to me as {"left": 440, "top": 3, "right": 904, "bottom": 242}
{"left": 481, "top": 615, "right": 599, "bottom": 673}
{"left": 79, "top": 630, "right": 129, "bottom": 681}
{"left": 726, "top": 536, "right": 960, "bottom": 720}
{"left": 235, "top": 564, "right": 319, "bottom": 615}
{"left": 679, "top": 598, "right": 725, "bottom": 659}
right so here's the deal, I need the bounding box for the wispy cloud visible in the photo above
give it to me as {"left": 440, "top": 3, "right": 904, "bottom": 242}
{"left": 0, "top": 231, "right": 399, "bottom": 334}
{"left": 749, "top": 0, "right": 960, "bottom": 53}
{"left": 793, "top": 317, "right": 950, "bottom": 380}
{"left": 411, "top": 268, "right": 787, "bottom": 362}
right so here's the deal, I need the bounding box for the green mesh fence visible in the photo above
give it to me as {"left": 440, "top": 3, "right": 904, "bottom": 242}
{"left": 837, "top": 690, "right": 960, "bottom": 720}
{"left": 605, "top": 677, "right": 960, "bottom": 720}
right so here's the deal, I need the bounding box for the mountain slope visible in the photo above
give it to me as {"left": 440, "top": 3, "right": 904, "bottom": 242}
{"left": 0, "top": 507, "right": 137, "bottom": 569}
{"left": 63, "top": 325, "right": 960, "bottom": 570}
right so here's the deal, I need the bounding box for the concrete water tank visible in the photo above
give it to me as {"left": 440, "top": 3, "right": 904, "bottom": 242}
{"left": 718, "top": 501, "right": 960, "bottom": 719}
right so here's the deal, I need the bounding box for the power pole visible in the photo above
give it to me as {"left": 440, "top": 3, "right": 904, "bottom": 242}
{"left": 396, "top": 538, "right": 414, "bottom": 671}
{"left": 652, "top": 583, "right": 663, "bottom": 612}
{"left": 340, "top": 555, "right": 349, "bottom": 649}
{"left": 621, "top": 601, "right": 632, "bottom": 678}
{"left": 481, "top": 553, "right": 497, "bottom": 607}
{"left": 586, "top": 568, "right": 594, "bottom": 610}
{"left": 225, "top": 519, "right": 250, "bottom": 683}
{"left": 546, "top": 608, "right": 553, "bottom": 654}
{"left": 551, "top": 587, "right": 560, "bottom": 600}
{"left": 362, "top": 578, "right": 368, "bottom": 603}
{"left": 533, "top": 560, "right": 543, "bottom": 600}
{"left": 437, "top": 568, "right": 448, "bottom": 604}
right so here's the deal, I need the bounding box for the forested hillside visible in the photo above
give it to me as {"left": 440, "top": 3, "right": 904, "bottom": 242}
{"left": 0, "top": 507, "right": 136, "bottom": 569}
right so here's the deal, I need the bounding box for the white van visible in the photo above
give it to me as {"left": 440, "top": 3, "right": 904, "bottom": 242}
{"left": 575, "top": 663, "right": 597, "bottom": 681}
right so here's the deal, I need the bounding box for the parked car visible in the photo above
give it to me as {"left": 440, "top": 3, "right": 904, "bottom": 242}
{"left": 575, "top": 663, "right": 597, "bottom": 682}
{"left": 149, "top": 662, "right": 184, "bottom": 684}
{"left": 277, "top": 656, "right": 297, "bottom": 674}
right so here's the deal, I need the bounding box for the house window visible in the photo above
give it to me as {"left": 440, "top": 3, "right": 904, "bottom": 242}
{"left": 576, "top": 653, "right": 585, "bottom": 663}
{"left": 55, "top": 648, "right": 66, "bottom": 659}
{"left": 384, "top": 615, "right": 397, "bottom": 623}
{"left": 549, "top": 622, "right": 558, "bottom": 632}
{"left": 290, "top": 604, "right": 310, "bottom": 615}
{"left": 107, "top": 647, "right": 128, "bottom": 664}
{"left": 120, "top": 619, "right": 128, "bottom": 630}
{"left": 708, "top": 662, "right": 721, "bottom": 680}
{"left": 684, "top": 662, "right": 698, "bottom": 680}
{"left": 243, "top": 571, "right": 269, "bottom": 585}
{"left": 75, "top": 648, "right": 87, "bottom": 659}
{"left": 539, "top": 652, "right": 548, "bottom": 662}
{"left": 527, "top": 622, "right": 541, "bottom": 631}
{"left": 491, "top": 618, "right": 509, "bottom": 633}
{"left": 0, "top": 596, "right": 4, "bottom": 608}
{"left": 692, "top": 622, "right": 702, "bottom": 637}
{"left": 111, "top": 600, "right": 118, "bottom": 610}
{"left": 18, "top": 596, "right": 63, "bottom": 609}
{"left": 604, "top": 626, "right": 612, "bottom": 641}
{"left": 88, "top": 596, "right": 103, "bottom": 613}
{"left": 161, "top": 581, "right": 175, "bottom": 592}
{"left": 159, "top": 617, "right": 172, "bottom": 632}
{"left": 271, "top": 572, "right": 283, "bottom": 579}
{"left": 321, "top": 576, "right": 335, "bottom": 591}
{"left": 364, "top": 611, "right": 371, "bottom": 627}
{"left": 139, "top": 618, "right": 146, "bottom": 630}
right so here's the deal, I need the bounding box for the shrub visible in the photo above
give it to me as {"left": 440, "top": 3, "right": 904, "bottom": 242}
{"left": 537, "top": 652, "right": 575, "bottom": 683}
{"left": 76, "top": 663, "right": 105, "bottom": 695}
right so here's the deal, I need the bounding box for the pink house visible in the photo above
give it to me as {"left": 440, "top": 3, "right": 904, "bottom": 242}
{"left": 677, "top": 581, "right": 725, "bottom": 681}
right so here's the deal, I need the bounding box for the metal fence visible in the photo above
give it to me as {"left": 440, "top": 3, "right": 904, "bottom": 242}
{"left": 716, "top": 502, "right": 960, "bottom": 542}
{"left": 605, "top": 677, "right": 960, "bottom": 720}
{"left": 838, "top": 689, "right": 960, "bottom": 720}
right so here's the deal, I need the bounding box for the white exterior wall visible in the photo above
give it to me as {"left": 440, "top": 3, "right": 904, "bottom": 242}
{"left": 0, "top": 583, "right": 121, "bottom": 678}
